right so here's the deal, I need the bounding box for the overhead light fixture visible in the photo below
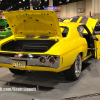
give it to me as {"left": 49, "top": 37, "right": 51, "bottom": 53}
{"left": 8, "top": 7, "right": 10, "bottom": 10}
{"left": 23, "top": 0, "right": 25, "bottom": 1}
{"left": 59, "top": 1, "right": 62, "bottom": 4}
{"left": 27, "top": 6, "right": 28, "bottom": 8}
{"left": 0, "top": 0, "right": 2, "bottom": 1}
{"left": 11, "top": 6, "right": 13, "bottom": 8}
{"left": 44, "top": 0, "right": 47, "bottom": 2}
{"left": 19, "top": 1, "right": 21, "bottom": 3}
{"left": 35, "top": 8, "right": 37, "bottom": 9}
{"left": 66, "top": 0, "right": 69, "bottom": 2}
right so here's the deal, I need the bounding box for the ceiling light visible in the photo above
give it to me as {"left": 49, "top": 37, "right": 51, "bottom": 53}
{"left": 59, "top": 1, "right": 62, "bottom": 4}
{"left": 19, "top": 1, "right": 21, "bottom": 3}
{"left": 0, "top": 0, "right": 2, "bottom": 1}
{"left": 35, "top": 8, "right": 37, "bottom": 9}
{"left": 27, "top": 6, "right": 28, "bottom": 8}
{"left": 23, "top": 0, "right": 25, "bottom": 1}
{"left": 66, "top": 0, "right": 69, "bottom": 2}
{"left": 44, "top": 0, "right": 47, "bottom": 2}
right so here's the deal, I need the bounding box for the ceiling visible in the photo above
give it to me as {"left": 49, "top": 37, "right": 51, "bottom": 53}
{"left": 0, "top": 0, "right": 83, "bottom": 10}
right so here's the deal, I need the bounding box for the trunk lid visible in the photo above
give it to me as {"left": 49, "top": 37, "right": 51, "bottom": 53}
{"left": 3, "top": 10, "right": 62, "bottom": 38}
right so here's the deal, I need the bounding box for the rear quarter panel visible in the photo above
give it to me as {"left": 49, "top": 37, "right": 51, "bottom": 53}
{"left": 52, "top": 27, "right": 88, "bottom": 71}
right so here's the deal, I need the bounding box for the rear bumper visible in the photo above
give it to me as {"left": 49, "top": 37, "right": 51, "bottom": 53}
{"left": 0, "top": 53, "right": 60, "bottom": 72}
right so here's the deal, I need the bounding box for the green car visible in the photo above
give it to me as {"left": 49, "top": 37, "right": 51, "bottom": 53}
{"left": 0, "top": 18, "right": 12, "bottom": 39}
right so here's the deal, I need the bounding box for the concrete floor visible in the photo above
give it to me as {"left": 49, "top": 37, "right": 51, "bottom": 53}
{"left": 0, "top": 58, "right": 100, "bottom": 100}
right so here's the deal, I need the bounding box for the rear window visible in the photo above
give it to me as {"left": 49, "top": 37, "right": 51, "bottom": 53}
{"left": 0, "top": 26, "right": 5, "bottom": 29}
{"left": 60, "top": 26, "right": 69, "bottom": 37}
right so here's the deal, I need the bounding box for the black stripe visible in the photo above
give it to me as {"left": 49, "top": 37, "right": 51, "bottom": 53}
{"left": 70, "top": 18, "right": 79, "bottom": 22}
{"left": 80, "top": 18, "right": 88, "bottom": 24}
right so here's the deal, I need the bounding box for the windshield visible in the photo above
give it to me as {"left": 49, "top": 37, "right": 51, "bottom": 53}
{"left": 60, "top": 26, "right": 69, "bottom": 37}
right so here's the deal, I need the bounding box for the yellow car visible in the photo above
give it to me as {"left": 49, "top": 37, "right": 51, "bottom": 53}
{"left": 0, "top": 10, "right": 99, "bottom": 81}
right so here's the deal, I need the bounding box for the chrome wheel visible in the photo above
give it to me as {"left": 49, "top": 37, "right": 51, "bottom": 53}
{"left": 75, "top": 55, "right": 82, "bottom": 77}
{"left": 64, "top": 54, "right": 82, "bottom": 81}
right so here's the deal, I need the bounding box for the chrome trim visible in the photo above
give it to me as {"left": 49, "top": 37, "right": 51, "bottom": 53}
{"left": 0, "top": 54, "right": 60, "bottom": 68}
{"left": 75, "top": 55, "right": 82, "bottom": 77}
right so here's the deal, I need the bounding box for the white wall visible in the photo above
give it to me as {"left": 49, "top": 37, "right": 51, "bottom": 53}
{"left": 86, "top": 0, "right": 92, "bottom": 17}
{"left": 92, "top": 0, "right": 100, "bottom": 19}
{"left": 59, "top": 5, "right": 67, "bottom": 19}
{"left": 66, "top": 2, "right": 77, "bottom": 18}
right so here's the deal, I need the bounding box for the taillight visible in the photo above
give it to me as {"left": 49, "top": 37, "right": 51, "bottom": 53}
{"left": 1, "top": 30, "right": 3, "bottom": 31}
{"left": 4, "top": 29, "right": 6, "bottom": 31}
{"left": 40, "top": 57, "right": 46, "bottom": 63}
{"left": 49, "top": 57, "right": 55, "bottom": 64}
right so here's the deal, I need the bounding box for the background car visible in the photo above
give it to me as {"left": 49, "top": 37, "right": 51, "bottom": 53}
{"left": 0, "top": 18, "right": 12, "bottom": 39}
{"left": 58, "top": 18, "right": 64, "bottom": 22}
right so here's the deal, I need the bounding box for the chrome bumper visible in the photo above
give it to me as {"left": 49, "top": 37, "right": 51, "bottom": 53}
{"left": 0, "top": 53, "right": 60, "bottom": 68}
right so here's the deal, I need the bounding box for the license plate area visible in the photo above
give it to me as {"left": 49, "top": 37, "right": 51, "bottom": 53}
{"left": 13, "top": 60, "right": 26, "bottom": 68}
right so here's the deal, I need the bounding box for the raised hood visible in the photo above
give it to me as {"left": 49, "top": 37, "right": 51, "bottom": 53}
{"left": 3, "top": 10, "right": 62, "bottom": 38}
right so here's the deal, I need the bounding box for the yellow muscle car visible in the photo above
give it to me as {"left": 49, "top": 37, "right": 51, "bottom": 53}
{"left": 0, "top": 10, "right": 99, "bottom": 81}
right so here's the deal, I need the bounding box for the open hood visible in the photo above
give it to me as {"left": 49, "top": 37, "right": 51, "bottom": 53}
{"left": 3, "top": 10, "right": 62, "bottom": 38}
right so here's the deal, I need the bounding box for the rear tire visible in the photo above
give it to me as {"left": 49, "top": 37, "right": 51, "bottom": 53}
{"left": 9, "top": 68, "right": 26, "bottom": 75}
{"left": 64, "top": 54, "right": 82, "bottom": 81}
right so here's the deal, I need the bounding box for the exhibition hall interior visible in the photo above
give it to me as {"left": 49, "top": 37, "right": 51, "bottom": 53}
{"left": 0, "top": 0, "right": 100, "bottom": 100}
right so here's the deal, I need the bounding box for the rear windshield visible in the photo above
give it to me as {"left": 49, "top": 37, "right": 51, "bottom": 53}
{"left": 0, "top": 26, "right": 5, "bottom": 29}
{"left": 60, "top": 26, "right": 69, "bottom": 37}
